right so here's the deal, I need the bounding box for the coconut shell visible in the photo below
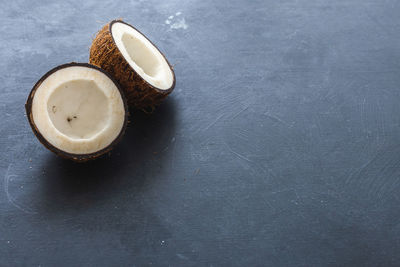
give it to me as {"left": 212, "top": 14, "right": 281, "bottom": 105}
{"left": 25, "top": 62, "right": 128, "bottom": 162}
{"left": 89, "top": 20, "right": 175, "bottom": 112}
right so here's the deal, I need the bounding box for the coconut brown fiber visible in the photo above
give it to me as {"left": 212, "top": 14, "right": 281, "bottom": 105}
{"left": 89, "top": 20, "right": 176, "bottom": 112}
{"left": 25, "top": 63, "right": 128, "bottom": 162}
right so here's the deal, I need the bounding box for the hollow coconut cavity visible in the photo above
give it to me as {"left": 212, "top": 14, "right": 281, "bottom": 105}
{"left": 26, "top": 63, "right": 128, "bottom": 162}
{"left": 89, "top": 20, "right": 175, "bottom": 112}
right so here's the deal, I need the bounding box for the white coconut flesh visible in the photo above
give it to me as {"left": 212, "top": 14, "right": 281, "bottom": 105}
{"left": 111, "top": 22, "right": 174, "bottom": 90}
{"left": 31, "top": 66, "right": 125, "bottom": 154}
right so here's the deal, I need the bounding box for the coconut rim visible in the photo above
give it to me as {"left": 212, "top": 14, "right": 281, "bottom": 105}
{"left": 25, "top": 62, "right": 129, "bottom": 161}
{"left": 108, "top": 19, "right": 176, "bottom": 94}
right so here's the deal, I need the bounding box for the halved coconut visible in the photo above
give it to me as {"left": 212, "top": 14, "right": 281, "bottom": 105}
{"left": 25, "top": 63, "right": 128, "bottom": 162}
{"left": 89, "top": 20, "right": 175, "bottom": 112}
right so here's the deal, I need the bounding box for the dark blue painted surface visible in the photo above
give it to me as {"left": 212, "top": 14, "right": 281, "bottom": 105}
{"left": 1, "top": 0, "right": 400, "bottom": 266}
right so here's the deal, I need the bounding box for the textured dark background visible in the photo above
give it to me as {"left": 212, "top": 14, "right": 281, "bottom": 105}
{"left": 1, "top": 0, "right": 400, "bottom": 266}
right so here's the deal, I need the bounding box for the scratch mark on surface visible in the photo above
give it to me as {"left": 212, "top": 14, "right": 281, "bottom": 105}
{"left": 4, "top": 164, "right": 37, "bottom": 214}
{"left": 264, "top": 112, "right": 292, "bottom": 128}
{"left": 224, "top": 142, "right": 251, "bottom": 162}
{"left": 231, "top": 106, "right": 249, "bottom": 120}
{"left": 203, "top": 114, "right": 225, "bottom": 132}
{"left": 194, "top": 114, "right": 225, "bottom": 135}
{"left": 216, "top": 93, "right": 246, "bottom": 115}
{"left": 176, "top": 253, "right": 189, "bottom": 260}
{"left": 344, "top": 151, "right": 380, "bottom": 185}
{"left": 235, "top": 129, "right": 250, "bottom": 140}
{"left": 234, "top": 132, "right": 249, "bottom": 141}
{"left": 218, "top": 77, "right": 242, "bottom": 91}
{"left": 361, "top": 97, "right": 366, "bottom": 133}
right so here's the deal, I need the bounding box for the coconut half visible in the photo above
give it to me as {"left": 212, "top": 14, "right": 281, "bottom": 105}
{"left": 89, "top": 20, "right": 175, "bottom": 112}
{"left": 26, "top": 63, "right": 128, "bottom": 162}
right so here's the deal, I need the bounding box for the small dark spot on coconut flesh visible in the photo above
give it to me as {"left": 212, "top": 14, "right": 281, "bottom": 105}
{"left": 52, "top": 105, "right": 57, "bottom": 113}
{"left": 67, "top": 115, "right": 78, "bottom": 123}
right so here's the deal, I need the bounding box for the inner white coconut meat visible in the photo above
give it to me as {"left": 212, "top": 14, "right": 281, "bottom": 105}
{"left": 31, "top": 66, "right": 125, "bottom": 154}
{"left": 111, "top": 22, "right": 174, "bottom": 89}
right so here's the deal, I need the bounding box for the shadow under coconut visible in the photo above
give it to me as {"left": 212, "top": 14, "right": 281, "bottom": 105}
{"left": 38, "top": 98, "right": 177, "bottom": 213}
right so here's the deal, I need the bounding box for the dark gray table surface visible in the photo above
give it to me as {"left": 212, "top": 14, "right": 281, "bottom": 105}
{"left": 1, "top": 0, "right": 400, "bottom": 266}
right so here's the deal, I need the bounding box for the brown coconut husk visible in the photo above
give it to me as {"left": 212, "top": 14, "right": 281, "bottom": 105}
{"left": 89, "top": 20, "right": 176, "bottom": 113}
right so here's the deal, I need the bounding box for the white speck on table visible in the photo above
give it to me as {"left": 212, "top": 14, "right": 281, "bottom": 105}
{"left": 165, "top": 13, "right": 188, "bottom": 30}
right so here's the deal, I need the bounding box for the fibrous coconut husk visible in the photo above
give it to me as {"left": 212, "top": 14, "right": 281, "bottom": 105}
{"left": 89, "top": 20, "right": 176, "bottom": 113}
